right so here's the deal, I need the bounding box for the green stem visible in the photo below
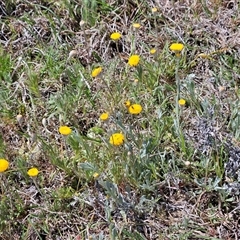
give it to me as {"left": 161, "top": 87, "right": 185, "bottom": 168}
{"left": 0, "top": 174, "right": 6, "bottom": 194}
{"left": 32, "top": 178, "right": 43, "bottom": 196}
{"left": 63, "top": 136, "right": 71, "bottom": 160}
{"left": 175, "top": 57, "right": 187, "bottom": 153}
{"left": 175, "top": 57, "right": 180, "bottom": 133}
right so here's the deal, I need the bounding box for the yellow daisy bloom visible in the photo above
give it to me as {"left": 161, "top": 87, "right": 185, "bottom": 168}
{"left": 124, "top": 100, "right": 131, "bottom": 107}
{"left": 133, "top": 23, "right": 141, "bottom": 28}
{"left": 178, "top": 99, "right": 186, "bottom": 106}
{"left": 110, "top": 32, "right": 121, "bottom": 40}
{"left": 93, "top": 172, "right": 99, "bottom": 178}
{"left": 128, "top": 55, "right": 140, "bottom": 67}
{"left": 59, "top": 126, "right": 72, "bottom": 135}
{"left": 91, "top": 67, "right": 102, "bottom": 78}
{"left": 100, "top": 112, "right": 109, "bottom": 121}
{"left": 170, "top": 43, "right": 184, "bottom": 52}
{"left": 109, "top": 133, "right": 125, "bottom": 146}
{"left": 152, "top": 7, "right": 158, "bottom": 13}
{"left": 0, "top": 159, "right": 9, "bottom": 173}
{"left": 150, "top": 48, "right": 156, "bottom": 54}
{"left": 128, "top": 104, "right": 142, "bottom": 114}
{"left": 27, "top": 167, "right": 39, "bottom": 177}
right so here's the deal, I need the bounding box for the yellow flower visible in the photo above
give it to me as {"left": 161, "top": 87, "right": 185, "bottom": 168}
{"left": 178, "top": 99, "right": 186, "bottom": 106}
{"left": 124, "top": 100, "right": 131, "bottom": 107}
{"left": 170, "top": 43, "right": 184, "bottom": 52}
{"left": 133, "top": 23, "right": 141, "bottom": 28}
{"left": 100, "top": 112, "right": 109, "bottom": 121}
{"left": 109, "top": 133, "right": 124, "bottom": 146}
{"left": 110, "top": 32, "right": 121, "bottom": 40}
{"left": 0, "top": 159, "right": 9, "bottom": 173}
{"left": 128, "top": 55, "right": 140, "bottom": 67}
{"left": 152, "top": 7, "right": 158, "bottom": 13}
{"left": 150, "top": 48, "right": 156, "bottom": 54}
{"left": 128, "top": 104, "right": 142, "bottom": 114}
{"left": 59, "top": 126, "right": 72, "bottom": 135}
{"left": 91, "top": 67, "right": 102, "bottom": 78}
{"left": 93, "top": 172, "right": 99, "bottom": 178}
{"left": 27, "top": 167, "right": 39, "bottom": 177}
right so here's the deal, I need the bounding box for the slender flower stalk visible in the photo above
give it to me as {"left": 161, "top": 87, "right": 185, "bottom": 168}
{"left": 59, "top": 126, "right": 72, "bottom": 160}
{"left": 131, "top": 23, "right": 141, "bottom": 52}
{"left": 28, "top": 168, "right": 44, "bottom": 197}
{"left": 110, "top": 32, "right": 121, "bottom": 54}
{"left": 175, "top": 57, "right": 181, "bottom": 131}
{"left": 169, "top": 43, "right": 185, "bottom": 134}
{"left": 151, "top": 7, "right": 158, "bottom": 28}
{"left": 170, "top": 43, "right": 187, "bottom": 152}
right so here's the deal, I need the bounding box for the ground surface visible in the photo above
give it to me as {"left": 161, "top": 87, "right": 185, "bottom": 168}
{"left": 0, "top": 0, "right": 240, "bottom": 239}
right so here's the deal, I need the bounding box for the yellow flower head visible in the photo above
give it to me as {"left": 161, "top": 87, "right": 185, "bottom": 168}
{"left": 109, "top": 133, "right": 124, "bottom": 146}
{"left": 178, "top": 99, "right": 186, "bottom": 106}
{"left": 0, "top": 159, "right": 9, "bottom": 173}
{"left": 100, "top": 112, "right": 109, "bottom": 121}
{"left": 152, "top": 7, "right": 158, "bottom": 13}
{"left": 128, "top": 104, "right": 142, "bottom": 114}
{"left": 27, "top": 167, "right": 39, "bottom": 177}
{"left": 133, "top": 23, "right": 141, "bottom": 29}
{"left": 110, "top": 32, "right": 121, "bottom": 40}
{"left": 128, "top": 55, "right": 140, "bottom": 67}
{"left": 93, "top": 172, "right": 99, "bottom": 178}
{"left": 134, "top": 79, "right": 139, "bottom": 84}
{"left": 91, "top": 67, "right": 102, "bottom": 78}
{"left": 124, "top": 100, "right": 131, "bottom": 107}
{"left": 59, "top": 126, "right": 72, "bottom": 135}
{"left": 150, "top": 48, "right": 156, "bottom": 54}
{"left": 170, "top": 43, "right": 184, "bottom": 52}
